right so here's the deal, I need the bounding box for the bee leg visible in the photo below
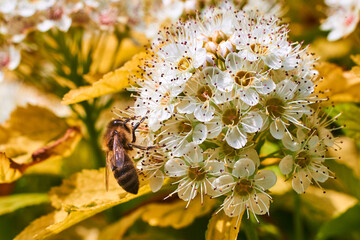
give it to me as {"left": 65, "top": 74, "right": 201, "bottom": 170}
{"left": 128, "top": 143, "right": 158, "bottom": 151}
{"left": 131, "top": 116, "right": 147, "bottom": 143}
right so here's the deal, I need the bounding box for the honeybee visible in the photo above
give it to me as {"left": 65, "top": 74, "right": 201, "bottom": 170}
{"left": 103, "top": 117, "right": 155, "bottom": 194}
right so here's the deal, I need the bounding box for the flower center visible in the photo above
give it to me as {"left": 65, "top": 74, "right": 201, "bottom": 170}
{"left": 265, "top": 97, "right": 285, "bottom": 118}
{"left": 177, "top": 120, "right": 192, "bottom": 133}
{"left": 234, "top": 71, "right": 255, "bottom": 87}
{"left": 188, "top": 166, "right": 206, "bottom": 181}
{"left": 49, "top": 7, "right": 63, "bottom": 20}
{"left": 222, "top": 108, "right": 240, "bottom": 125}
{"left": 295, "top": 152, "right": 311, "bottom": 168}
{"left": 196, "top": 85, "right": 213, "bottom": 102}
{"left": 250, "top": 43, "right": 269, "bottom": 56}
{"left": 177, "top": 57, "right": 192, "bottom": 72}
{"left": 234, "top": 179, "right": 253, "bottom": 196}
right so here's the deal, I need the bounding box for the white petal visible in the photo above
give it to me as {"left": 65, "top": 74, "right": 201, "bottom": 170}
{"left": 319, "top": 128, "right": 334, "bottom": 147}
{"left": 242, "top": 148, "right": 260, "bottom": 167}
{"left": 164, "top": 158, "right": 187, "bottom": 177}
{"left": 276, "top": 80, "right": 297, "bottom": 100}
{"left": 194, "top": 104, "right": 215, "bottom": 122}
{"left": 205, "top": 67, "right": 234, "bottom": 93}
{"left": 282, "top": 133, "right": 300, "bottom": 151}
{"left": 311, "top": 165, "right": 329, "bottom": 183}
{"left": 269, "top": 120, "right": 285, "bottom": 139}
{"left": 240, "top": 88, "right": 259, "bottom": 106}
{"left": 226, "top": 127, "right": 247, "bottom": 149}
{"left": 232, "top": 158, "right": 256, "bottom": 178}
{"left": 177, "top": 99, "right": 197, "bottom": 114}
{"left": 149, "top": 170, "right": 164, "bottom": 192}
{"left": 37, "top": 20, "right": 54, "bottom": 32}
{"left": 241, "top": 112, "right": 263, "bottom": 133}
{"left": 0, "top": 0, "right": 16, "bottom": 14}
{"left": 206, "top": 119, "right": 223, "bottom": 139}
{"left": 0, "top": 71, "right": 3, "bottom": 82}
{"left": 183, "top": 143, "right": 203, "bottom": 163}
{"left": 255, "top": 170, "right": 277, "bottom": 190}
{"left": 292, "top": 171, "right": 311, "bottom": 194}
{"left": 193, "top": 123, "right": 207, "bottom": 144}
{"left": 206, "top": 160, "right": 225, "bottom": 175}
{"left": 57, "top": 15, "right": 72, "bottom": 32}
{"left": 255, "top": 78, "right": 276, "bottom": 94}
{"left": 8, "top": 46, "right": 20, "bottom": 70}
{"left": 264, "top": 54, "right": 281, "bottom": 69}
{"left": 308, "top": 136, "right": 319, "bottom": 148}
{"left": 213, "top": 175, "right": 234, "bottom": 193}
{"left": 178, "top": 180, "right": 198, "bottom": 201}
{"left": 250, "top": 193, "right": 270, "bottom": 215}
{"left": 224, "top": 196, "right": 245, "bottom": 217}
{"left": 279, "top": 155, "right": 293, "bottom": 175}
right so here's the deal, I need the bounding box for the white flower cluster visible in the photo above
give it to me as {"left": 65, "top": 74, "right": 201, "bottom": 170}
{"left": 129, "top": 3, "right": 337, "bottom": 220}
{"left": 321, "top": 0, "right": 360, "bottom": 41}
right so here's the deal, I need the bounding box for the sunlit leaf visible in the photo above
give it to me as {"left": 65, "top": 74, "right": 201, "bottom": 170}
{"left": 309, "top": 38, "right": 351, "bottom": 60}
{"left": 316, "top": 204, "right": 360, "bottom": 240}
{"left": 15, "top": 168, "right": 163, "bottom": 240}
{"left": 327, "top": 103, "right": 360, "bottom": 145}
{"left": 205, "top": 209, "right": 244, "bottom": 240}
{"left": 0, "top": 193, "right": 49, "bottom": 216}
{"left": 142, "top": 196, "right": 216, "bottom": 229}
{"left": 0, "top": 152, "right": 22, "bottom": 183}
{"left": 62, "top": 51, "right": 150, "bottom": 105}
{"left": 99, "top": 207, "right": 146, "bottom": 240}
{"left": 5, "top": 104, "right": 68, "bottom": 141}
{"left": 316, "top": 62, "right": 360, "bottom": 103}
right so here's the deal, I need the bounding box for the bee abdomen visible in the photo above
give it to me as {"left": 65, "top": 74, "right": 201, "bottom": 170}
{"left": 113, "top": 162, "right": 139, "bottom": 194}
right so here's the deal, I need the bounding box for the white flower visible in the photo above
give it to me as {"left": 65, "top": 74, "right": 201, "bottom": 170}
{"left": 177, "top": 68, "right": 232, "bottom": 122}
{"left": 0, "top": 45, "right": 21, "bottom": 82}
{"left": 223, "top": 53, "right": 275, "bottom": 106}
{"left": 280, "top": 130, "right": 331, "bottom": 194}
{"left": 321, "top": 0, "right": 360, "bottom": 41}
{"left": 159, "top": 114, "right": 207, "bottom": 157}
{"left": 37, "top": 1, "right": 72, "bottom": 32}
{"left": 0, "top": 0, "right": 17, "bottom": 14}
{"left": 137, "top": 149, "right": 168, "bottom": 192}
{"left": 208, "top": 99, "right": 263, "bottom": 149}
{"left": 261, "top": 79, "right": 312, "bottom": 139}
{"left": 16, "top": 0, "right": 55, "bottom": 17}
{"left": 164, "top": 144, "right": 225, "bottom": 207}
{"left": 212, "top": 158, "right": 276, "bottom": 220}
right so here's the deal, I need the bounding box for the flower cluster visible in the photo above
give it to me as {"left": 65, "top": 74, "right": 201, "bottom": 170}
{"left": 321, "top": 0, "right": 360, "bottom": 41}
{"left": 127, "top": 2, "right": 338, "bottom": 221}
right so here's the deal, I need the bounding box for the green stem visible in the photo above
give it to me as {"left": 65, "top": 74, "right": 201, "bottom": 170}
{"left": 243, "top": 218, "right": 259, "bottom": 240}
{"left": 82, "top": 101, "right": 105, "bottom": 169}
{"left": 294, "top": 192, "right": 303, "bottom": 240}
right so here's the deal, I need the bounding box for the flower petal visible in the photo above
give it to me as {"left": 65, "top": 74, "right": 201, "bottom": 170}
{"left": 254, "top": 170, "right": 277, "bottom": 190}
{"left": 292, "top": 171, "right": 311, "bottom": 194}
{"left": 226, "top": 127, "right": 247, "bottom": 149}
{"left": 269, "top": 120, "right": 285, "bottom": 139}
{"left": 193, "top": 123, "right": 207, "bottom": 144}
{"left": 164, "top": 158, "right": 187, "bottom": 177}
{"left": 232, "top": 158, "right": 256, "bottom": 178}
{"left": 194, "top": 104, "right": 215, "bottom": 122}
{"left": 279, "top": 155, "right": 293, "bottom": 175}
{"left": 149, "top": 170, "right": 164, "bottom": 192}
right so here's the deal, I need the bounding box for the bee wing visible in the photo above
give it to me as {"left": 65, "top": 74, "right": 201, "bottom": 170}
{"left": 105, "top": 152, "right": 110, "bottom": 191}
{"left": 112, "top": 132, "right": 125, "bottom": 169}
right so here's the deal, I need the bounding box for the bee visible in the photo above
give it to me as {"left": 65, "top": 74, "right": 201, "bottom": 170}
{"left": 103, "top": 116, "right": 155, "bottom": 194}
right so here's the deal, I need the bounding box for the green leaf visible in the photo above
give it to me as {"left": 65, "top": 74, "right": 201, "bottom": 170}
{"left": 326, "top": 161, "right": 360, "bottom": 200}
{"left": 316, "top": 203, "right": 360, "bottom": 240}
{"left": 328, "top": 103, "right": 360, "bottom": 146}
{"left": 0, "top": 193, "right": 49, "bottom": 216}
{"left": 205, "top": 209, "right": 244, "bottom": 240}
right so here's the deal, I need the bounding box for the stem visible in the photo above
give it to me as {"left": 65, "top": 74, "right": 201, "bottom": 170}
{"left": 294, "top": 192, "right": 303, "bottom": 240}
{"left": 243, "top": 218, "right": 259, "bottom": 240}
{"left": 82, "top": 101, "right": 105, "bottom": 169}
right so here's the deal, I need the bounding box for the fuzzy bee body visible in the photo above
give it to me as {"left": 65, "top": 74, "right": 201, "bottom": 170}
{"left": 103, "top": 119, "right": 139, "bottom": 194}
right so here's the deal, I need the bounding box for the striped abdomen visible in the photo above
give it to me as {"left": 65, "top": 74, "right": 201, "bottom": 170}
{"left": 112, "top": 157, "right": 139, "bottom": 194}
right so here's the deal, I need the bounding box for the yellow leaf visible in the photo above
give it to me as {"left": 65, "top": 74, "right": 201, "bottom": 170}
{"left": 0, "top": 152, "right": 22, "bottom": 183}
{"left": 309, "top": 38, "right": 351, "bottom": 60}
{"left": 0, "top": 193, "right": 49, "bottom": 216}
{"left": 205, "top": 209, "right": 244, "bottom": 240}
{"left": 4, "top": 104, "right": 69, "bottom": 141}
{"left": 142, "top": 196, "right": 217, "bottom": 229}
{"left": 99, "top": 207, "right": 146, "bottom": 240}
{"left": 62, "top": 51, "right": 150, "bottom": 105}
{"left": 16, "top": 168, "right": 162, "bottom": 240}
{"left": 302, "top": 186, "right": 358, "bottom": 221}
{"left": 316, "top": 61, "right": 360, "bottom": 103}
